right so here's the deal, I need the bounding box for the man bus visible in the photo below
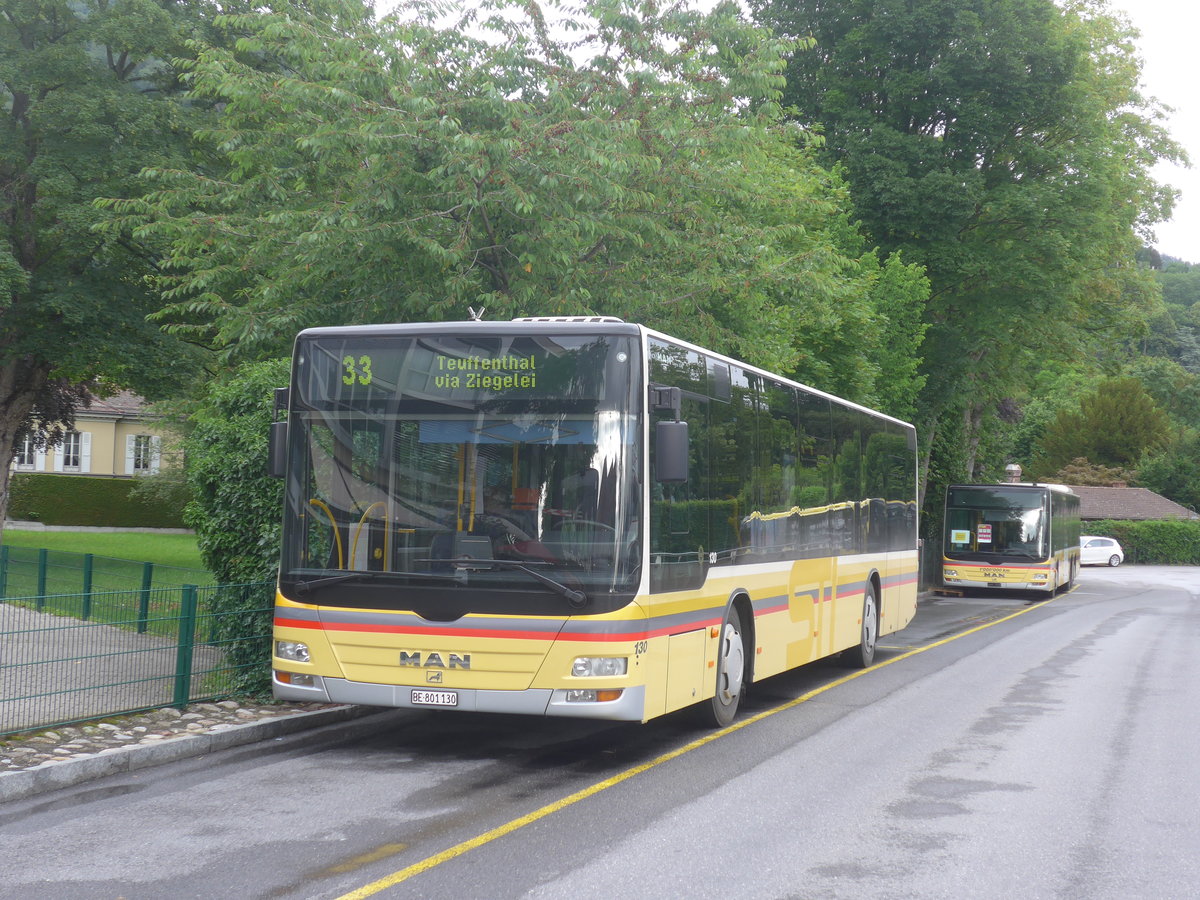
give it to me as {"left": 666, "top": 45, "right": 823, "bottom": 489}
{"left": 270, "top": 317, "right": 918, "bottom": 726}
{"left": 942, "top": 482, "right": 1080, "bottom": 594}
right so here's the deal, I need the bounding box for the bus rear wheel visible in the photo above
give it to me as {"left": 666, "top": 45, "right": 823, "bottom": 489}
{"left": 844, "top": 581, "right": 879, "bottom": 669}
{"left": 701, "top": 604, "right": 747, "bottom": 728}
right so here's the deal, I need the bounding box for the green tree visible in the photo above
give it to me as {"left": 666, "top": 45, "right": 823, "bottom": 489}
{"left": 183, "top": 358, "right": 289, "bottom": 694}
{"left": 1136, "top": 430, "right": 1200, "bottom": 513}
{"left": 0, "top": 0, "right": 206, "bottom": 540}
{"left": 1125, "top": 355, "right": 1200, "bottom": 426}
{"left": 1051, "top": 457, "right": 1133, "bottom": 487}
{"left": 112, "top": 0, "right": 928, "bottom": 408}
{"left": 184, "top": 358, "right": 288, "bottom": 585}
{"left": 753, "top": 0, "right": 1180, "bottom": 501}
{"left": 1031, "top": 377, "right": 1170, "bottom": 475}
{"left": 1158, "top": 261, "right": 1200, "bottom": 308}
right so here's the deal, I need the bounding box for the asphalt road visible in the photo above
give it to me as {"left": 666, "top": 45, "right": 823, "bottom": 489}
{"left": 1, "top": 565, "right": 1197, "bottom": 900}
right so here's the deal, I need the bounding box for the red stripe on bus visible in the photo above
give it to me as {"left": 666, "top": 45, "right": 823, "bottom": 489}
{"left": 273, "top": 616, "right": 724, "bottom": 642}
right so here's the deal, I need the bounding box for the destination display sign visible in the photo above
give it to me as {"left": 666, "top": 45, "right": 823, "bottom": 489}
{"left": 432, "top": 352, "right": 538, "bottom": 392}
{"left": 299, "top": 333, "right": 635, "bottom": 408}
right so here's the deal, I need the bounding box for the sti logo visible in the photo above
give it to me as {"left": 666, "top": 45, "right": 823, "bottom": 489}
{"left": 398, "top": 651, "right": 471, "bottom": 670}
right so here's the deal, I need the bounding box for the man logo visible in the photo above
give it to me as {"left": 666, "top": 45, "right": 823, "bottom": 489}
{"left": 399, "top": 651, "right": 471, "bottom": 670}
{"left": 426, "top": 670, "right": 444, "bottom": 684}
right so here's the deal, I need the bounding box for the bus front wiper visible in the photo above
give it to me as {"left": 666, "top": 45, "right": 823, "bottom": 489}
{"left": 489, "top": 560, "right": 589, "bottom": 609}
{"left": 293, "top": 570, "right": 465, "bottom": 595}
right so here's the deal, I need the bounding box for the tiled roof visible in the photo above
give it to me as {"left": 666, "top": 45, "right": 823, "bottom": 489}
{"left": 79, "top": 390, "right": 148, "bottom": 418}
{"left": 1069, "top": 485, "right": 1198, "bottom": 521}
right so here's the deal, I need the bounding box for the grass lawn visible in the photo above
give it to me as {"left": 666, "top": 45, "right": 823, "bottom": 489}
{"left": 1, "top": 528, "right": 208, "bottom": 572}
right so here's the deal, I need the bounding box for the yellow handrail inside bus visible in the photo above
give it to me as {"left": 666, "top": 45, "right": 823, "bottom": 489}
{"left": 456, "top": 445, "right": 465, "bottom": 533}
{"left": 351, "top": 502, "right": 387, "bottom": 569}
{"left": 308, "top": 498, "right": 344, "bottom": 570}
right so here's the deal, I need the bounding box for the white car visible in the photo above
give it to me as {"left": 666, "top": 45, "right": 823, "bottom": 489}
{"left": 1081, "top": 536, "right": 1124, "bottom": 567}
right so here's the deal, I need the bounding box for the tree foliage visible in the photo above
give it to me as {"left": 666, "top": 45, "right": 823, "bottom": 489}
{"left": 753, "top": 0, "right": 1181, "bottom": 505}
{"left": 0, "top": 0, "right": 207, "bottom": 537}
{"left": 1135, "top": 430, "right": 1200, "bottom": 514}
{"left": 109, "top": 0, "right": 928, "bottom": 409}
{"left": 1031, "top": 377, "right": 1170, "bottom": 475}
{"left": 1050, "top": 457, "right": 1133, "bottom": 487}
{"left": 1158, "top": 260, "right": 1200, "bottom": 309}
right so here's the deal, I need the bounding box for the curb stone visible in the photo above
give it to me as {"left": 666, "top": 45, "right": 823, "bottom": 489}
{"left": 0, "top": 705, "right": 372, "bottom": 804}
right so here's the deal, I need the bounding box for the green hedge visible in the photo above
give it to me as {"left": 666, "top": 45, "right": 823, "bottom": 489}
{"left": 1084, "top": 519, "right": 1200, "bottom": 565}
{"left": 7, "top": 473, "right": 187, "bottom": 529}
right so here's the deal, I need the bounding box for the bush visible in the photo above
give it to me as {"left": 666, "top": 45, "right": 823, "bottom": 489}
{"left": 7, "top": 473, "right": 188, "bottom": 528}
{"left": 184, "top": 359, "right": 290, "bottom": 695}
{"left": 1084, "top": 519, "right": 1200, "bottom": 565}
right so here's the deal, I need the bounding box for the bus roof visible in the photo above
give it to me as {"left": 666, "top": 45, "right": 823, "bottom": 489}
{"left": 948, "top": 482, "right": 1077, "bottom": 495}
{"left": 294, "top": 318, "right": 915, "bottom": 431}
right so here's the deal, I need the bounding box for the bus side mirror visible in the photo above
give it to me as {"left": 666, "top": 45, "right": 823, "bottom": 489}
{"left": 655, "top": 420, "right": 689, "bottom": 483}
{"left": 268, "top": 421, "right": 287, "bottom": 479}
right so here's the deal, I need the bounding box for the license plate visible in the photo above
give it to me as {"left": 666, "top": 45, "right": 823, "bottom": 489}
{"left": 411, "top": 689, "right": 458, "bottom": 707}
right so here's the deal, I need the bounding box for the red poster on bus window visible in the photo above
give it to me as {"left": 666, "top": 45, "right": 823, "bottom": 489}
{"left": 978, "top": 524, "right": 992, "bottom": 543}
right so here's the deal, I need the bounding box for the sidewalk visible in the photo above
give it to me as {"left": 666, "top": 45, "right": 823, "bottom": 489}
{"left": 3, "top": 520, "right": 194, "bottom": 534}
{"left": 0, "top": 701, "right": 371, "bottom": 803}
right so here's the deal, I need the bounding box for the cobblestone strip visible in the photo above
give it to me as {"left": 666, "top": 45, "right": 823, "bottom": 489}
{"left": 0, "top": 701, "right": 368, "bottom": 803}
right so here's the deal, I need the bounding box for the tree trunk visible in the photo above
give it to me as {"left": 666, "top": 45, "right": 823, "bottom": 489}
{"left": 963, "top": 401, "right": 985, "bottom": 480}
{"left": 917, "top": 414, "right": 939, "bottom": 510}
{"left": 0, "top": 357, "right": 51, "bottom": 543}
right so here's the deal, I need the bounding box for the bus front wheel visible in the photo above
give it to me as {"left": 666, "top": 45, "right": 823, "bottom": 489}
{"left": 701, "top": 604, "right": 747, "bottom": 728}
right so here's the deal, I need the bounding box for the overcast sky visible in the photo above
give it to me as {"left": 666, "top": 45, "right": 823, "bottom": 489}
{"left": 1108, "top": 0, "right": 1197, "bottom": 262}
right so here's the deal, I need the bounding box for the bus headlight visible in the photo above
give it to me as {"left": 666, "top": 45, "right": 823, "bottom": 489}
{"left": 566, "top": 689, "right": 625, "bottom": 702}
{"left": 571, "top": 657, "right": 628, "bottom": 677}
{"left": 275, "top": 640, "right": 311, "bottom": 663}
{"left": 944, "top": 569, "right": 958, "bottom": 578}
{"left": 1032, "top": 573, "right": 1048, "bottom": 582}
{"left": 275, "top": 671, "right": 316, "bottom": 687}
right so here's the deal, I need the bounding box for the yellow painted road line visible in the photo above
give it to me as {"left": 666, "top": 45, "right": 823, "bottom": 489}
{"left": 337, "top": 596, "right": 1056, "bottom": 899}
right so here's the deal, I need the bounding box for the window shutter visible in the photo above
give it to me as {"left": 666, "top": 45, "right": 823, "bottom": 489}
{"left": 125, "top": 434, "right": 136, "bottom": 475}
{"left": 150, "top": 435, "right": 162, "bottom": 474}
{"left": 36, "top": 448, "right": 46, "bottom": 471}
{"left": 54, "top": 444, "right": 65, "bottom": 472}
{"left": 80, "top": 432, "right": 92, "bottom": 473}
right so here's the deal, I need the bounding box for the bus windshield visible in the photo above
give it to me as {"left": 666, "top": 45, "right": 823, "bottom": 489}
{"left": 280, "top": 332, "right": 643, "bottom": 612}
{"left": 944, "top": 486, "right": 1048, "bottom": 561}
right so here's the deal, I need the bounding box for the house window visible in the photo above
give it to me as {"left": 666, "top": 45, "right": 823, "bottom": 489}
{"left": 61, "top": 431, "right": 81, "bottom": 470}
{"left": 15, "top": 437, "right": 36, "bottom": 469}
{"left": 126, "top": 433, "right": 160, "bottom": 475}
{"left": 133, "top": 435, "right": 155, "bottom": 471}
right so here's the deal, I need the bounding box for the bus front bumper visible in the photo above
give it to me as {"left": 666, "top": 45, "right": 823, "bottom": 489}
{"left": 273, "top": 672, "right": 647, "bottom": 721}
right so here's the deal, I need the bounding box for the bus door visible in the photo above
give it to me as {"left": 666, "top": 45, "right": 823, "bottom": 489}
{"left": 784, "top": 507, "right": 833, "bottom": 672}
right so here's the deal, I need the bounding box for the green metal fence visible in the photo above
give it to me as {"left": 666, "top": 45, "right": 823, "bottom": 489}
{"left": 0, "top": 544, "right": 213, "bottom": 602}
{"left": 0, "top": 582, "right": 274, "bottom": 738}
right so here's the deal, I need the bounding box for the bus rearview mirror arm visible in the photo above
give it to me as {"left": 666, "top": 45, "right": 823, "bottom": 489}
{"left": 268, "top": 387, "right": 289, "bottom": 479}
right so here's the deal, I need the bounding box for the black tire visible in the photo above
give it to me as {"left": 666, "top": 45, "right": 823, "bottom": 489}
{"left": 845, "top": 581, "right": 879, "bottom": 669}
{"left": 1108, "top": 554, "right": 1121, "bottom": 567}
{"left": 700, "top": 604, "right": 747, "bottom": 728}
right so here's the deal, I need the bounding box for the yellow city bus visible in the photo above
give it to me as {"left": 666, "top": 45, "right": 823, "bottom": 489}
{"left": 270, "top": 318, "right": 919, "bottom": 725}
{"left": 942, "top": 483, "right": 1080, "bottom": 594}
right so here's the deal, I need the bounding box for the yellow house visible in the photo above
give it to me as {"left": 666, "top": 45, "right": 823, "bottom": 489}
{"left": 10, "top": 391, "right": 175, "bottom": 478}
